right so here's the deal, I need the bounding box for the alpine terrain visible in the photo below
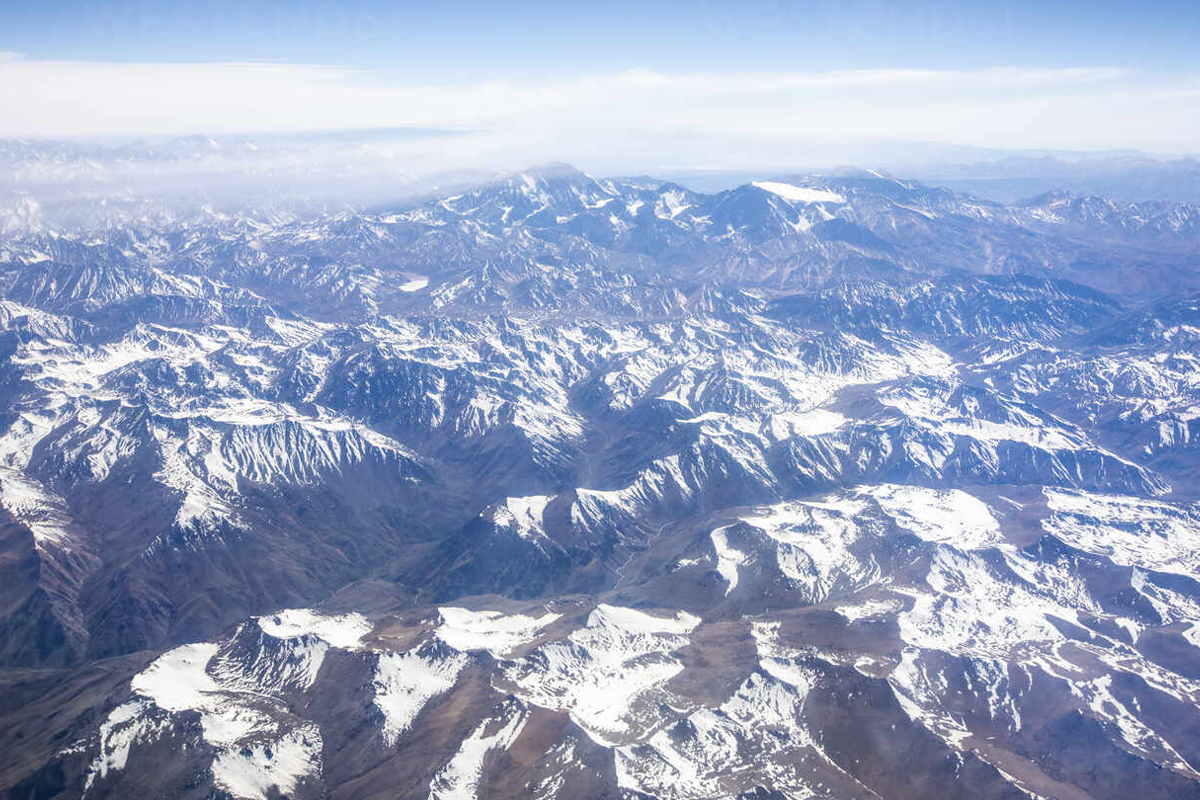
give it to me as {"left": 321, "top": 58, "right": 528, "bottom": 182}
{"left": 2, "top": 142, "right": 1200, "bottom": 800}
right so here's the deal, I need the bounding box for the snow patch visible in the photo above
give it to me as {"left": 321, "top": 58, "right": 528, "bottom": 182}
{"left": 835, "top": 598, "right": 903, "bottom": 622}
{"left": 858, "top": 484, "right": 1002, "bottom": 550}
{"left": 119, "top": 641, "right": 324, "bottom": 799}
{"left": 373, "top": 644, "right": 470, "bottom": 745}
{"left": 211, "top": 728, "right": 323, "bottom": 800}
{"left": 1043, "top": 489, "right": 1200, "bottom": 576}
{"left": 257, "top": 608, "right": 372, "bottom": 649}
{"left": 767, "top": 408, "right": 846, "bottom": 440}
{"left": 487, "top": 495, "right": 554, "bottom": 541}
{"left": 436, "top": 607, "right": 561, "bottom": 656}
{"left": 752, "top": 181, "right": 846, "bottom": 204}
{"left": 710, "top": 526, "right": 747, "bottom": 596}
{"left": 506, "top": 605, "right": 699, "bottom": 744}
{"left": 427, "top": 705, "right": 528, "bottom": 800}
{"left": 400, "top": 274, "right": 430, "bottom": 292}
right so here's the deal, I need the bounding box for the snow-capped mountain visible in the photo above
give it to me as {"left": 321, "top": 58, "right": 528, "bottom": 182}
{"left": 2, "top": 154, "right": 1200, "bottom": 800}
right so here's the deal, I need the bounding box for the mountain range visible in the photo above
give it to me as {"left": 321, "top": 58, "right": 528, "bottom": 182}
{"left": 1, "top": 147, "right": 1199, "bottom": 800}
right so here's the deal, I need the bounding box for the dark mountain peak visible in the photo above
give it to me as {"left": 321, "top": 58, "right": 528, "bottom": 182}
{"left": 823, "top": 165, "right": 897, "bottom": 180}
{"left": 518, "top": 161, "right": 589, "bottom": 181}
{"left": 1018, "top": 187, "right": 1073, "bottom": 206}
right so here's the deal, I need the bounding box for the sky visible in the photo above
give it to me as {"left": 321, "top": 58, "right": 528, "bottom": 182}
{"left": 1, "top": 0, "right": 1199, "bottom": 171}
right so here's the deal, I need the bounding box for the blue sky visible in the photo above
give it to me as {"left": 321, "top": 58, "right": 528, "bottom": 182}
{"left": 1, "top": 0, "right": 1198, "bottom": 165}
{"left": 5, "top": 0, "right": 1200, "bottom": 76}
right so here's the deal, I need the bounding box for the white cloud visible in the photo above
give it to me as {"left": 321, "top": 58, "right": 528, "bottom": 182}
{"left": 0, "top": 55, "right": 1195, "bottom": 167}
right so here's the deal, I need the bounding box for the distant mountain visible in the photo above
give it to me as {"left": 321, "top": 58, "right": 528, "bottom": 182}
{"left": 907, "top": 152, "right": 1200, "bottom": 203}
